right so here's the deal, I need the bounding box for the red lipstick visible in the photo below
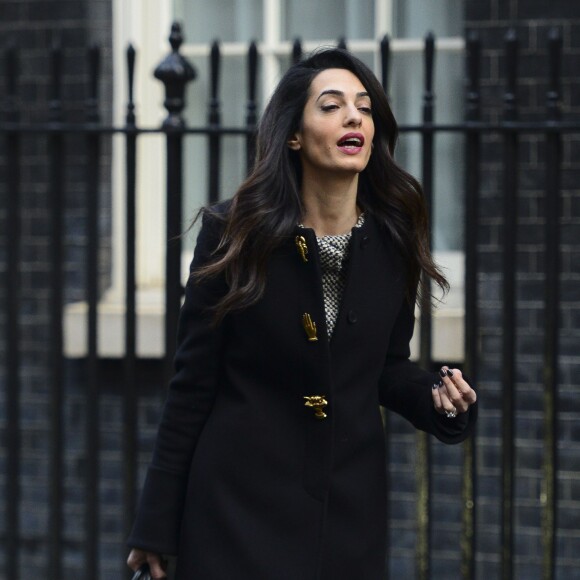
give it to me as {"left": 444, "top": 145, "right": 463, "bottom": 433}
{"left": 337, "top": 132, "right": 365, "bottom": 154}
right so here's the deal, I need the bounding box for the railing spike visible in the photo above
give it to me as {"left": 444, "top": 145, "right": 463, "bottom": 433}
{"left": 5, "top": 42, "right": 18, "bottom": 99}
{"left": 504, "top": 28, "right": 519, "bottom": 122}
{"left": 424, "top": 32, "right": 435, "bottom": 95}
{"left": 248, "top": 40, "right": 258, "bottom": 103}
{"left": 210, "top": 40, "right": 220, "bottom": 102}
{"left": 87, "top": 45, "right": 101, "bottom": 123}
{"left": 49, "top": 41, "right": 63, "bottom": 122}
{"left": 466, "top": 30, "right": 481, "bottom": 122}
{"left": 292, "top": 38, "right": 302, "bottom": 65}
{"left": 246, "top": 41, "right": 259, "bottom": 174}
{"left": 126, "top": 44, "right": 136, "bottom": 126}
{"left": 546, "top": 27, "right": 562, "bottom": 121}
{"left": 423, "top": 32, "right": 436, "bottom": 123}
{"left": 380, "top": 34, "right": 390, "bottom": 95}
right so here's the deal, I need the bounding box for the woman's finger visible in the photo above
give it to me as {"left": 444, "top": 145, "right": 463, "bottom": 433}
{"left": 147, "top": 553, "right": 168, "bottom": 579}
{"left": 439, "top": 368, "right": 469, "bottom": 413}
{"left": 458, "top": 384, "right": 477, "bottom": 405}
{"left": 456, "top": 381, "right": 477, "bottom": 405}
{"left": 127, "top": 549, "right": 146, "bottom": 571}
{"left": 432, "top": 382, "right": 444, "bottom": 414}
{"left": 437, "top": 382, "right": 459, "bottom": 416}
{"left": 446, "top": 367, "right": 478, "bottom": 405}
{"left": 438, "top": 390, "right": 457, "bottom": 415}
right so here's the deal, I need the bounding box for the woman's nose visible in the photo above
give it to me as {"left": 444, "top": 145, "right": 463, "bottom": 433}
{"left": 344, "top": 105, "right": 362, "bottom": 126}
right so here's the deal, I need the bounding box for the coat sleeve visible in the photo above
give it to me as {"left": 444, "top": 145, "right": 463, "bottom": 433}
{"left": 378, "top": 295, "right": 477, "bottom": 444}
{"left": 127, "top": 210, "right": 227, "bottom": 555}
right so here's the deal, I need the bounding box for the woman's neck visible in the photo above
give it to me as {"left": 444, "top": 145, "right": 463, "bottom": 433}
{"left": 300, "top": 173, "right": 360, "bottom": 237}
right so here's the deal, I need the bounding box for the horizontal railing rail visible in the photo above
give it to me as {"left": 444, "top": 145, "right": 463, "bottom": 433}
{"left": 3, "top": 120, "right": 580, "bottom": 135}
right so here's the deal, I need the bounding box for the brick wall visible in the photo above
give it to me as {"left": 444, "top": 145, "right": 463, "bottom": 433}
{"left": 463, "top": 1, "right": 580, "bottom": 578}
{"left": 0, "top": 1, "right": 114, "bottom": 577}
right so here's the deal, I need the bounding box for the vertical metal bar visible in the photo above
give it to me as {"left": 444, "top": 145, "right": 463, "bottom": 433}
{"left": 154, "top": 23, "right": 196, "bottom": 379}
{"left": 123, "top": 44, "right": 139, "bottom": 574}
{"left": 291, "top": 38, "right": 302, "bottom": 65}
{"left": 47, "top": 39, "right": 65, "bottom": 580}
{"left": 501, "top": 29, "right": 519, "bottom": 580}
{"left": 208, "top": 41, "right": 221, "bottom": 205}
{"left": 165, "top": 132, "right": 184, "bottom": 376}
{"left": 85, "top": 44, "right": 101, "bottom": 580}
{"left": 417, "top": 31, "right": 435, "bottom": 580}
{"left": 541, "top": 27, "right": 562, "bottom": 580}
{"left": 380, "top": 35, "right": 391, "bottom": 99}
{"left": 462, "top": 30, "right": 481, "bottom": 580}
{"left": 4, "top": 43, "right": 21, "bottom": 580}
{"left": 378, "top": 35, "right": 392, "bottom": 580}
{"left": 245, "top": 41, "right": 258, "bottom": 174}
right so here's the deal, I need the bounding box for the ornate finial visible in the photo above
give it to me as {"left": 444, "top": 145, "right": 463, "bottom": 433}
{"left": 169, "top": 22, "right": 184, "bottom": 53}
{"left": 154, "top": 22, "right": 197, "bottom": 128}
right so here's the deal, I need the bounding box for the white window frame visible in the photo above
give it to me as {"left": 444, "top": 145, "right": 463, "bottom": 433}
{"left": 64, "top": 0, "right": 466, "bottom": 360}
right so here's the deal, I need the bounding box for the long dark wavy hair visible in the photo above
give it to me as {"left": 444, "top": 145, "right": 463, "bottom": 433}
{"left": 195, "top": 47, "right": 448, "bottom": 323}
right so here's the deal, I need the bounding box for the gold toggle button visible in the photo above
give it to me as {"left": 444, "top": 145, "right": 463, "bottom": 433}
{"left": 302, "top": 313, "right": 318, "bottom": 342}
{"left": 295, "top": 235, "right": 309, "bottom": 263}
{"left": 304, "top": 395, "right": 328, "bottom": 419}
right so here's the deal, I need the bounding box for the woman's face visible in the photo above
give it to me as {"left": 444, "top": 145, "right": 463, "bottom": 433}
{"left": 288, "top": 68, "right": 375, "bottom": 177}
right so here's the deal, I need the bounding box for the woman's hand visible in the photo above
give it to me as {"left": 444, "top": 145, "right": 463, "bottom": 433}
{"left": 432, "top": 366, "right": 477, "bottom": 418}
{"left": 127, "top": 548, "right": 167, "bottom": 579}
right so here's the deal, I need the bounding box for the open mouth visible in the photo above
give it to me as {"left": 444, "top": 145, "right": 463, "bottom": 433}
{"left": 337, "top": 133, "right": 365, "bottom": 148}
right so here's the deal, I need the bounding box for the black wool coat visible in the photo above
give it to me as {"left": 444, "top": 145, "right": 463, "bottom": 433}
{"left": 128, "top": 206, "right": 477, "bottom": 579}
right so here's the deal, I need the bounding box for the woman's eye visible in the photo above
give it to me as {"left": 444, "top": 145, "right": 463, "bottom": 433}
{"left": 321, "top": 104, "right": 339, "bottom": 112}
{"left": 359, "top": 106, "right": 372, "bottom": 114}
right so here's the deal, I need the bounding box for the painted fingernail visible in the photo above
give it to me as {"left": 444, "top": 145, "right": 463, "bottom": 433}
{"left": 439, "top": 368, "right": 446, "bottom": 378}
{"left": 446, "top": 369, "right": 454, "bottom": 377}
{"left": 438, "top": 381, "right": 444, "bottom": 388}
{"left": 432, "top": 383, "right": 439, "bottom": 390}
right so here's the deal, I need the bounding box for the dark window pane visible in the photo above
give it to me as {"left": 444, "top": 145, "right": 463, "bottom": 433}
{"left": 175, "top": 0, "right": 263, "bottom": 43}
{"left": 283, "top": 0, "right": 374, "bottom": 41}
{"left": 393, "top": 0, "right": 463, "bottom": 38}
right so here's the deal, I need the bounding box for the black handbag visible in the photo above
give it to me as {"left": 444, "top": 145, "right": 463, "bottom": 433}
{"left": 131, "top": 564, "right": 152, "bottom": 580}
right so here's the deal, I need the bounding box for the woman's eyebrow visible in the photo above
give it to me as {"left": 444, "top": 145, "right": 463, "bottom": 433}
{"left": 316, "top": 89, "right": 370, "bottom": 102}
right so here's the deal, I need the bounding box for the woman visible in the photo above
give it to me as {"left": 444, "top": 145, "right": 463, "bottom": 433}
{"left": 127, "top": 48, "right": 477, "bottom": 579}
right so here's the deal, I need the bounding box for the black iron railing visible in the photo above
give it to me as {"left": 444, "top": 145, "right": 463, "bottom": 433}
{"left": 1, "top": 22, "right": 578, "bottom": 580}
